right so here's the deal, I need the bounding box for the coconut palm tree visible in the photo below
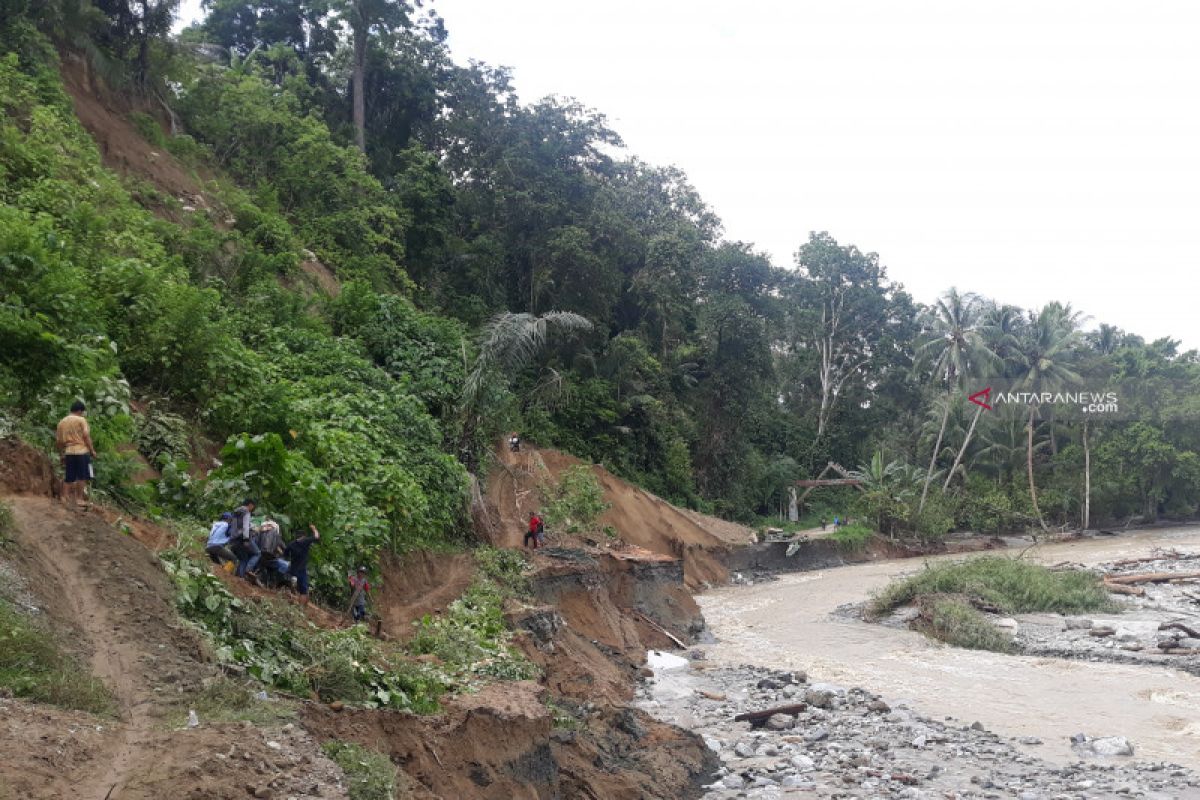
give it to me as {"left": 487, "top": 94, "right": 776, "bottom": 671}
{"left": 914, "top": 289, "right": 993, "bottom": 510}
{"left": 462, "top": 311, "right": 593, "bottom": 409}
{"left": 939, "top": 302, "right": 1013, "bottom": 491}
{"left": 1013, "top": 303, "right": 1084, "bottom": 531}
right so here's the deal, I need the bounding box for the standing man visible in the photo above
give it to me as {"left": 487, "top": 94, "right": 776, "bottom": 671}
{"left": 525, "top": 512, "right": 542, "bottom": 549}
{"left": 55, "top": 400, "right": 96, "bottom": 510}
{"left": 285, "top": 524, "right": 321, "bottom": 606}
{"left": 347, "top": 566, "right": 371, "bottom": 622}
{"left": 229, "top": 499, "right": 260, "bottom": 579}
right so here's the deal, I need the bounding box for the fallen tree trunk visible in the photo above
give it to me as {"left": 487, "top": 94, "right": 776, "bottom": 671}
{"left": 1103, "top": 570, "right": 1200, "bottom": 586}
{"left": 1159, "top": 621, "right": 1200, "bottom": 639}
{"left": 733, "top": 703, "right": 808, "bottom": 727}
{"left": 1102, "top": 581, "right": 1145, "bottom": 597}
{"left": 630, "top": 609, "right": 687, "bottom": 649}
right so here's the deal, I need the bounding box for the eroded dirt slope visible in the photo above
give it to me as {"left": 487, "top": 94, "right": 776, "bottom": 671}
{"left": 483, "top": 444, "right": 751, "bottom": 589}
{"left": 0, "top": 495, "right": 349, "bottom": 800}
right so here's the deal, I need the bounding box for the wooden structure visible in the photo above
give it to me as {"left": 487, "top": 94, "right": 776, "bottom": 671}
{"left": 796, "top": 462, "right": 864, "bottom": 501}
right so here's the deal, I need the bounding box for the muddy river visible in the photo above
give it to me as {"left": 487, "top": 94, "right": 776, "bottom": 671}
{"left": 699, "top": 526, "right": 1200, "bottom": 765}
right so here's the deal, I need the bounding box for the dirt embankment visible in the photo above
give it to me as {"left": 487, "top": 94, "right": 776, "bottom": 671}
{"left": 481, "top": 443, "right": 752, "bottom": 589}
{"left": 1, "top": 442, "right": 718, "bottom": 798}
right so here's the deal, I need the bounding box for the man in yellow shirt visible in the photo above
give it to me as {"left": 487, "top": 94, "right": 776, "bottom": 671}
{"left": 55, "top": 400, "right": 96, "bottom": 510}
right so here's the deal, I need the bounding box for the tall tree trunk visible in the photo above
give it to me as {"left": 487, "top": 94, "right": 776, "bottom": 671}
{"left": 352, "top": 27, "right": 367, "bottom": 151}
{"left": 943, "top": 402, "right": 984, "bottom": 492}
{"left": 919, "top": 394, "right": 951, "bottom": 512}
{"left": 1082, "top": 419, "right": 1091, "bottom": 530}
{"left": 1027, "top": 405, "right": 1047, "bottom": 531}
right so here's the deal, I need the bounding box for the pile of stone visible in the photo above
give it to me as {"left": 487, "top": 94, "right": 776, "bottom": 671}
{"left": 639, "top": 662, "right": 1200, "bottom": 799}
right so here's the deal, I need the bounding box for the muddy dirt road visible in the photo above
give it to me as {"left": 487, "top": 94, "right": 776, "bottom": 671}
{"left": 699, "top": 526, "right": 1200, "bottom": 766}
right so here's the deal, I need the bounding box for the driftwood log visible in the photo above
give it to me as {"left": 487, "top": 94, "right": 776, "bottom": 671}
{"left": 1102, "top": 581, "right": 1145, "bottom": 597}
{"left": 1103, "top": 571, "right": 1200, "bottom": 586}
{"left": 733, "top": 703, "right": 808, "bottom": 727}
{"left": 1160, "top": 621, "right": 1200, "bottom": 639}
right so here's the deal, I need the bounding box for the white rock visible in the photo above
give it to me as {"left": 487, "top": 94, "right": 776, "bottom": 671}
{"left": 1090, "top": 736, "right": 1134, "bottom": 756}
{"left": 722, "top": 773, "right": 746, "bottom": 789}
{"left": 646, "top": 650, "right": 689, "bottom": 670}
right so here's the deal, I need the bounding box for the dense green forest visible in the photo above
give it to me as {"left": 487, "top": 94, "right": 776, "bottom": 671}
{"left": 3, "top": 1, "right": 1199, "bottom": 597}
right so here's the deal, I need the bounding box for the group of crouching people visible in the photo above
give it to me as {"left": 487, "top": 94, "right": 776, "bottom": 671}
{"left": 204, "top": 499, "right": 321, "bottom": 605}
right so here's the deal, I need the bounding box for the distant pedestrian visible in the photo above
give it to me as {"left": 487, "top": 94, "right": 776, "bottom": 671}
{"left": 525, "top": 512, "right": 543, "bottom": 549}
{"left": 348, "top": 566, "right": 371, "bottom": 622}
{"left": 509, "top": 432, "right": 521, "bottom": 452}
{"left": 55, "top": 401, "right": 96, "bottom": 511}
{"left": 820, "top": 518, "right": 828, "bottom": 531}
{"left": 284, "top": 524, "right": 321, "bottom": 606}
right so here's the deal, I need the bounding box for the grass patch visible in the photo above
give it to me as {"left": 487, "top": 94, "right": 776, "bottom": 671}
{"left": 168, "top": 677, "right": 296, "bottom": 728}
{"left": 829, "top": 522, "right": 874, "bottom": 552}
{"left": 322, "top": 740, "right": 396, "bottom": 800}
{"left": 0, "top": 597, "right": 113, "bottom": 715}
{"left": 914, "top": 594, "right": 1016, "bottom": 653}
{"left": 869, "top": 555, "right": 1117, "bottom": 618}
{"left": 0, "top": 499, "right": 13, "bottom": 546}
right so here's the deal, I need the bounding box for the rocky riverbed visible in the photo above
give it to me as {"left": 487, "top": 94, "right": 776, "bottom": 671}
{"left": 639, "top": 656, "right": 1200, "bottom": 799}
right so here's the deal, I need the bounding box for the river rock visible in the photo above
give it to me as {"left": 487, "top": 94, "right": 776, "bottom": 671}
{"left": 722, "top": 773, "right": 746, "bottom": 789}
{"left": 1089, "top": 626, "right": 1117, "bottom": 637}
{"left": 1090, "top": 736, "right": 1134, "bottom": 756}
{"left": 1064, "top": 618, "right": 1094, "bottom": 630}
{"left": 764, "top": 713, "right": 793, "bottom": 731}
{"left": 804, "top": 689, "right": 835, "bottom": 709}
{"left": 804, "top": 725, "right": 830, "bottom": 742}
{"left": 734, "top": 741, "right": 755, "bottom": 758}
{"left": 789, "top": 754, "right": 815, "bottom": 771}
{"left": 867, "top": 698, "right": 891, "bottom": 713}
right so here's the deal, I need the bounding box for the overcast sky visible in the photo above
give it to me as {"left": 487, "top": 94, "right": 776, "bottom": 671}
{"left": 177, "top": 0, "right": 1200, "bottom": 348}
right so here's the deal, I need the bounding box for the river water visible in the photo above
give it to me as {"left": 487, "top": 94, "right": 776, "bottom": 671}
{"left": 698, "top": 526, "right": 1200, "bottom": 765}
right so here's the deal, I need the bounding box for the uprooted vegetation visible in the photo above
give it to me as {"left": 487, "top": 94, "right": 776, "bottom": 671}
{"left": 869, "top": 556, "right": 1118, "bottom": 652}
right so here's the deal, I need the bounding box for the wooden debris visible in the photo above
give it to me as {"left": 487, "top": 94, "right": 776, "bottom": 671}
{"left": 1103, "top": 571, "right": 1200, "bottom": 586}
{"left": 696, "top": 689, "right": 727, "bottom": 701}
{"left": 1159, "top": 621, "right": 1200, "bottom": 639}
{"left": 630, "top": 610, "right": 687, "bottom": 649}
{"left": 733, "top": 703, "right": 808, "bottom": 727}
{"left": 1102, "top": 581, "right": 1145, "bottom": 597}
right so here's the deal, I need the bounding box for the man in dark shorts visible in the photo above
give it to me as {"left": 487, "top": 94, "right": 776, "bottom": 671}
{"left": 55, "top": 401, "right": 96, "bottom": 510}
{"left": 525, "top": 512, "right": 542, "bottom": 549}
{"left": 284, "top": 523, "right": 321, "bottom": 605}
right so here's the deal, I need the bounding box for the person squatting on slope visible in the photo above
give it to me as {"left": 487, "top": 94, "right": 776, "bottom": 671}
{"left": 55, "top": 401, "right": 96, "bottom": 511}
{"left": 348, "top": 566, "right": 371, "bottom": 622}
{"left": 525, "top": 511, "right": 544, "bottom": 549}
{"left": 205, "top": 512, "right": 237, "bottom": 567}
{"left": 253, "top": 519, "right": 293, "bottom": 588}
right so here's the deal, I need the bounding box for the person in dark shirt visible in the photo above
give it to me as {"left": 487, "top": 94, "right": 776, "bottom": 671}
{"left": 284, "top": 523, "right": 321, "bottom": 605}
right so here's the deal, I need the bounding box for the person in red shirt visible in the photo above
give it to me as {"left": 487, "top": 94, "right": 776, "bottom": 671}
{"left": 525, "top": 512, "right": 543, "bottom": 549}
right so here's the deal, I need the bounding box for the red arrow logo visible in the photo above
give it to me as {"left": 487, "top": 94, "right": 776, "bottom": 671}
{"left": 969, "top": 387, "right": 992, "bottom": 411}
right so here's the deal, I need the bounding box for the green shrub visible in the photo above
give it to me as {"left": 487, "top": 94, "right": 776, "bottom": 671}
{"left": 540, "top": 465, "right": 609, "bottom": 538}
{"left": 322, "top": 741, "right": 396, "bottom": 800}
{"left": 829, "top": 522, "right": 873, "bottom": 552}
{"left": 409, "top": 580, "right": 537, "bottom": 683}
{"left": 0, "top": 597, "right": 113, "bottom": 714}
{"left": 128, "top": 111, "right": 167, "bottom": 147}
{"left": 914, "top": 594, "right": 1015, "bottom": 653}
{"left": 869, "top": 556, "right": 1117, "bottom": 618}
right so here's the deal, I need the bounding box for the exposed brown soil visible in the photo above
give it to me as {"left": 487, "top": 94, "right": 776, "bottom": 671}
{"left": 375, "top": 550, "right": 477, "bottom": 641}
{"left": 484, "top": 443, "right": 746, "bottom": 589}
{"left": 0, "top": 437, "right": 60, "bottom": 497}
{"left": 59, "top": 55, "right": 219, "bottom": 224}
{"left": 302, "top": 680, "right": 716, "bottom": 800}
{"left": 0, "top": 495, "right": 350, "bottom": 800}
